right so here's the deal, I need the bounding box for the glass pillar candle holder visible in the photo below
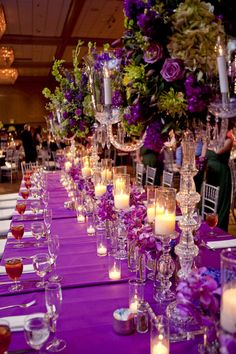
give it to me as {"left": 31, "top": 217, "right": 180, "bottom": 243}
{"left": 150, "top": 316, "right": 170, "bottom": 354}
{"left": 113, "top": 174, "right": 130, "bottom": 210}
{"left": 81, "top": 156, "right": 92, "bottom": 179}
{"left": 112, "top": 166, "right": 127, "bottom": 177}
{"left": 154, "top": 187, "right": 176, "bottom": 302}
{"left": 96, "top": 231, "right": 108, "bottom": 257}
{"left": 101, "top": 158, "right": 113, "bottom": 184}
{"left": 94, "top": 171, "right": 107, "bottom": 199}
{"left": 146, "top": 186, "right": 156, "bottom": 224}
{"left": 75, "top": 203, "right": 86, "bottom": 223}
{"left": 129, "top": 279, "right": 144, "bottom": 314}
{"left": 220, "top": 249, "right": 236, "bottom": 334}
{"left": 108, "top": 255, "right": 121, "bottom": 280}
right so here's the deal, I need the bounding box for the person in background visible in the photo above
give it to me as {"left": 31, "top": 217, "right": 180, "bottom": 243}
{"left": 34, "top": 127, "right": 42, "bottom": 148}
{"left": 20, "top": 124, "right": 37, "bottom": 163}
{"left": 163, "top": 129, "right": 176, "bottom": 149}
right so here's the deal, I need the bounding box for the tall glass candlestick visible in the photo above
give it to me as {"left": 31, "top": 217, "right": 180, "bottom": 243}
{"left": 216, "top": 36, "right": 229, "bottom": 105}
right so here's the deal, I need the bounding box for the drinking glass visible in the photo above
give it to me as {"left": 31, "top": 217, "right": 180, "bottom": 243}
{"left": 48, "top": 235, "right": 62, "bottom": 282}
{"left": 44, "top": 209, "right": 52, "bottom": 236}
{"left": 45, "top": 282, "right": 66, "bottom": 352}
{"left": 150, "top": 316, "right": 170, "bottom": 354}
{"left": 15, "top": 202, "right": 26, "bottom": 219}
{"left": 42, "top": 192, "right": 49, "bottom": 209}
{"left": 24, "top": 314, "right": 50, "bottom": 353}
{"left": 5, "top": 257, "right": 23, "bottom": 292}
{"left": 31, "top": 201, "right": 41, "bottom": 215}
{"left": 31, "top": 222, "right": 44, "bottom": 247}
{"left": 10, "top": 222, "right": 24, "bottom": 248}
{"left": 33, "top": 253, "right": 51, "bottom": 288}
{"left": 129, "top": 279, "right": 144, "bottom": 314}
{"left": 21, "top": 189, "right": 30, "bottom": 200}
{"left": 206, "top": 212, "right": 218, "bottom": 236}
{"left": 0, "top": 319, "right": 11, "bottom": 354}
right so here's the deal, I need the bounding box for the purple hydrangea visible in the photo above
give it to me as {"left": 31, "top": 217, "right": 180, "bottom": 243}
{"left": 160, "top": 58, "right": 185, "bottom": 82}
{"left": 143, "top": 120, "right": 164, "bottom": 152}
{"left": 97, "top": 187, "right": 117, "bottom": 221}
{"left": 124, "top": 102, "right": 143, "bottom": 124}
{"left": 112, "top": 90, "right": 124, "bottom": 106}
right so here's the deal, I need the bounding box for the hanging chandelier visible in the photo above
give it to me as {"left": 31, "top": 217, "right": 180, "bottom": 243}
{"left": 0, "top": 46, "right": 14, "bottom": 67}
{"left": 0, "top": 68, "right": 18, "bottom": 84}
{"left": 0, "top": 5, "right": 6, "bottom": 39}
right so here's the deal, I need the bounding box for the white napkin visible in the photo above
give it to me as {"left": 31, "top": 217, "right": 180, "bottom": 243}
{"left": 0, "top": 208, "right": 14, "bottom": 220}
{"left": 0, "top": 264, "right": 35, "bottom": 276}
{"left": 0, "top": 193, "right": 18, "bottom": 201}
{"left": 207, "top": 239, "right": 236, "bottom": 249}
{"left": 0, "top": 219, "right": 11, "bottom": 235}
{"left": 0, "top": 239, "right": 7, "bottom": 257}
{"left": 14, "top": 210, "right": 43, "bottom": 216}
{"left": 0, "top": 313, "right": 46, "bottom": 332}
{"left": 18, "top": 195, "right": 40, "bottom": 201}
{"left": 8, "top": 231, "right": 33, "bottom": 239}
{"left": 0, "top": 200, "right": 16, "bottom": 209}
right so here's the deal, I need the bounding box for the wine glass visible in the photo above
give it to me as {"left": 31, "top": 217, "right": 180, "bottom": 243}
{"left": 21, "top": 189, "right": 30, "bottom": 200}
{"left": 48, "top": 235, "right": 62, "bottom": 282}
{"left": 24, "top": 314, "right": 50, "bottom": 353}
{"left": 0, "top": 319, "right": 11, "bottom": 353}
{"left": 44, "top": 209, "right": 52, "bottom": 236}
{"left": 206, "top": 212, "right": 218, "bottom": 236}
{"left": 45, "top": 282, "right": 66, "bottom": 352}
{"left": 15, "top": 202, "right": 26, "bottom": 220}
{"left": 31, "top": 222, "right": 44, "bottom": 247}
{"left": 33, "top": 253, "right": 51, "bottom": 288}
{"left": 31, "top": 201, "right": 41, "bottom": 215}
{"left": 10, "top": 222, "right": 24, "bottom": 248}
{"left": 42, "top": 192, "right": 49, "bottom": 209}
{"left": 5, "top": 257, "right": 23, "bottom": 292}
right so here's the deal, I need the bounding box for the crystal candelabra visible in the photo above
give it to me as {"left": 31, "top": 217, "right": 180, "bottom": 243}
{"left": 174, "top": 133, "right": 200, "bottom": 280}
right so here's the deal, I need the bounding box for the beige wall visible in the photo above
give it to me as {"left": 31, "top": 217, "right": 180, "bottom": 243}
{"left": 0, "top": 80, "right": 48, "bottom": 126}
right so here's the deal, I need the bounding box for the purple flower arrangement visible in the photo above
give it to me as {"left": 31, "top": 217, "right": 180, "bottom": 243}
{"left": 97, "top": 186, "right": 117, "bottom": 222}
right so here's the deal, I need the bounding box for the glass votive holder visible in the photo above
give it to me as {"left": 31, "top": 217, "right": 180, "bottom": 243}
{"left": 112, "top": 166, "right": 127, "bottom": 176}
{"left": 113, "top": 174, "right": 130, "bottom": 210}
{"left": 96, "top": 231, "right": 107, "bottom": 257}
{"left": 146, "top": 185, "right": 156, "bottom": 224}
{"left": 87, "top": 224, "right": 95, "bottom": 236}
{"left": 108, "top": 255, "right": 121, "bottom": 280}
{"left": 129, "top": 279, "right": 144, "bottom": 314}
{"left": 220, "top": 249, "right": 236, "bottom": 334}
{"left": 150, "top": 316, "right": 170, "bottom": 354}
{"left": 154, "top": 187, "right": 176, "bottom": 236}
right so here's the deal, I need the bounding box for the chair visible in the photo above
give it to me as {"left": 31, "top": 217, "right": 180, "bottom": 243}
{"left": 145, "top": 166, "right": 157, "bottom": 186}
{"left": 0, "top": 155, "right": 19, "bottom": 183}
{"left": 162, "top": 170, "right": 174, "bottom": 187}
{"left": 201, "top": 182, "right": 220, "bottom": 219}
{"left": 136, "top": 163, "right": 144, "bottom": 186}
{"left": 21, "top": 161, "right": 38, "bottom": 175}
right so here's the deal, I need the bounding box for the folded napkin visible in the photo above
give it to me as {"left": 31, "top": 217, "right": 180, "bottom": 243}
{"left": 0, "top": 208, "right": 14, "bottom": 220}
{"left": 207, "top": 239, "right": 236, "bottom": 249}
{"left": 0, "top": 200, "right": 16, "bottom": 209}
{"left": 18, "top": 195, "right": 40, "bottom": 201}
{"left": 8, "top": 231, "right": 33, "bottom": 239}
{"left": 0, "top": 219, "right": 11, "bottom": 235}
{"left": 0, "top": 193, "right": 18, "bottom": 201}
{"left": 0, "top": 313, "right": 45, "bottom": 332}
{"left": 0, "top": 239, "right": 7, "bottom": 257}
{"left": 0, "top": 264, "right": 35, "bottom": 276}
{"left": 14, "top": 210, "right": 43, "bottom": 216}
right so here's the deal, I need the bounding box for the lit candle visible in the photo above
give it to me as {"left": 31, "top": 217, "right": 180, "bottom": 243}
{"left": 95, "top": 183, "right": 107, "bottom": 198}
{"left": 216, "top": 38, "right": 229, "bottom": 94}
{"left": 109, "top": 265, "right": 121, "bottom": 280}
{"left": 87, "top": 225, "right": 95, "bottom": 236}
{"left": 147, "top": 204, "right": 155, "bottom": 223}
{"left": 129, "top": 295, "right": 139, "bottom": 313}
{"left": 115, "top": 178, "right": 125, "bottom": 191}
{"left": 152, "top": 341, "right": 169, "bottom": 354}
{"left": 156, "top": 204, "right": 164, "bottom": 216}
{"left": 103, "top": 65, "right": 112, "bottom": 105}
{"left": 97, "top": 243, "right": 107, "bottom": 256}
{"left": 64, "top": 161, "right": 72, "bottom": 172}
{"left": 114, "top": 193, "right": 130, "bottom": 210}
{"left": 77, "top": 214, "right": 85, "bottom": 223}
{"left": 81, "top": 166, "right": 92, "bottom": 178}
{"left": 221, "top": 288, "right": 236, "bottom": 333}
{"left": 155, "top": 211, "right": 175, "bottom": 236}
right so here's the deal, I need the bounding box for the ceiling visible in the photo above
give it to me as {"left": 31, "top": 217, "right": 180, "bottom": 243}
{"left": 0, "top": 0, "right": 124, "bottom": 84}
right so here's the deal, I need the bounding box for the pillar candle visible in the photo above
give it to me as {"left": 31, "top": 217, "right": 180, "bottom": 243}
{"left": 221, "top": 288, "right": 236, "bottom": 333}
{"left": 114, "top": 193, "right": 130, "bottom": 210}
{"left": 155, "top": 211, "right": 175, "bottom": 236}
{"left": 95, "top": 183, "right": 107, "bottom": 198}
{"left": 104, "top": 77, "right": 112, "bottom": 105}
{"left": 217, "top": 52, "right": 229, "bottom": 94}
{"left": 147, "top": 204, "right": 155, "bottom": 223}
{"left": 151, "top": 341, "right": 169, "bottom": 354}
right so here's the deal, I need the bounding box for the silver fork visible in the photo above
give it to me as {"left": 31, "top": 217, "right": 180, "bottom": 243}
{"left": 0, "top": 300, "right": 36, "bottom": 311}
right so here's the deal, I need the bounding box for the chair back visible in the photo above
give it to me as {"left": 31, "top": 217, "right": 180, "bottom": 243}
{"left": 201, "top": 182, "right": 220, "bottom": 218}
{"left": 162, "top": 170, "right": 174, "bottom": 187}
{"left": 136, "top": 163, "right": 144, "bottom": 186}
{"left": 21, "top": 161, "right": 38, "bottom": 175}
{"left": 145, "top": 166, "right": 157, "bottom": 186}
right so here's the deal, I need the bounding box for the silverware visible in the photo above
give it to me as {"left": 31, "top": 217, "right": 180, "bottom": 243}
{"left": 0, "top": 299, "right": 36, "bottom": 310}
{"left": 200, "top": 240, "right": 216, "bottom": 252}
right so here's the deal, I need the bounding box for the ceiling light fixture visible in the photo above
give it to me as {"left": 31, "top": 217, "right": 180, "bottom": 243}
{"left": 0, "top": 5, "right": 6, "bottom": 39}
{"left": 0, "top": 46, "right": 14, "bottom": 67}
{"left": 0, "top": 68, "right": 18, "bottom": 84}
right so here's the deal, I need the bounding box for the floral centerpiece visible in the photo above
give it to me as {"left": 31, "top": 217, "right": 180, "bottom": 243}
{"left": 43, "top": 41, "right": 94, "bottom": 140}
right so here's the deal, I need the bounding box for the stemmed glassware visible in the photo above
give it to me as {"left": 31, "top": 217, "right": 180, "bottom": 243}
{"left": 48, "top": 234, "right": 62, "bottom": 282}
{"left": 5, "top": 257, "right": 23, "bottom": 292}
{"left": 206, "top": 212, "right": 218, "bottom": 236}
{"left": 0, "top": 319, "right": 11, "bottom": 353}
{"left": 33, "top": 253, "right": 51, "bottom": 288}
{"left": 31, "top": 222, "right": 44, "bottom": 247}
{"left": 24, "top": 314, "right": 50, "bottom": 353}
{"left": 44, "top": 209, "right": 52, "bottom": 236}
{"left": 42, "top": 192, "right": 49, "bottom": 209}
{"left": 15, "top": 202, "right": 26, "bottom": 220}
{"left": 45, "top": 282, "right": 66, "bottom": 352}
{"left": 10, "top": 222, "right": 24, "bottom": 248}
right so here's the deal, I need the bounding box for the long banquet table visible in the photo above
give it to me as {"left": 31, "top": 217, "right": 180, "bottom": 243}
{"left": 0, "top": 171, "right": 234, "bottom": 353}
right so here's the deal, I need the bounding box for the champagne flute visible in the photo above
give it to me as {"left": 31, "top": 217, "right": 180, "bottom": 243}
{"left": 5, "top": 257, "right": 23, "bottom": 292}
{"left": 48, "top": 235, "right": 62, "bottom": 282}
{"left": 31, "top": 222, "right": 44, "bottom": 247}
{"left": 0, "top": 319, "right": 11, "bottom": 354}
{"left": 45, "top": 282, "right": 66, "bottom": 352}
{"left": 10, "top": 222, "right": 24, "bottom": 248}
{"left": 44, "top": 209, "right": 52, "bottom": 236}
{"left": 33, "top": 253, "right": 51, "bottom": 288}
{"left": 206, "top": 212, "right": 218, "bottom": 236}
{"left": 24, "top": 314, "right": 50, "bottom": 353}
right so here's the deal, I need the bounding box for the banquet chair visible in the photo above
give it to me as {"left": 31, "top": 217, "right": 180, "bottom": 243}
{"left": 0, "top": 155, "right": 19, "bottom": 183}
{"left": 145, "top": 166, "right": 157, "bottom": 186}
{"left": 201, "top": 182, "right": 220, "bottom": 219}
{"left": 136, "top": 163, "right": 145, "bottom": 186}
{"left": 21, "top": 161, "right": 38, "bottom": 175}
{"left": 162, "top": 170, "right": 174, "bottom": 187}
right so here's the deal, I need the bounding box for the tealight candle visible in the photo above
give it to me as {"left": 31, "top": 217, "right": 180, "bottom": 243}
{"left": 221, "top": 288, "right": 236, "bottom": 333}
{"left": 129, "top": 295, "right": 139, "bottom": 314}
{"left": 147, "top": 204, "right": 155, "bottom": 223}
{"left": 95, "top": 183, "right": 107, "bottom": 198}
{"left": 152, "top": 341, "right": 169, "bottom": 354}
{"left": 155, "top": 211, "right": 175, "bottom": 236}
{"left": 81, "top": 166, "right": 92, "bottom": 178}
{"left": 114, "top": 193, "right": 130, "bottom": 210}
{"left": 77, "top": 214, "right": 85, "bottom": 223}
{"left": 97, "top": 243, "right": 107, "bottom": 256}
{"left": 87, "top": 225, "right": 95, "bottom": 236}
{"left": 109, "top": 265, "right": 121, "bottom": 280}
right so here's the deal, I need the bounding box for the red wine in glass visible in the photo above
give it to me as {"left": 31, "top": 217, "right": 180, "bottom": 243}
{"left": 206, "top": 213, "right": 218, "bottom": 235}
{"left": 5, "top": 258, "right": 23, "bottom": 292}
{"left": 16, "top": 202, "right": 26, "bottom": 215}
{"left": 25, "top": 181, "right": 32, "bottom": 189}
{"left": 10, "top": 223, "right": 24, "bottom": 247}
{"left": 21, "top": 190, "right": 30, "bottom": 200}
{"left": 0, "top": 321, "right": 11, "bottom": 353}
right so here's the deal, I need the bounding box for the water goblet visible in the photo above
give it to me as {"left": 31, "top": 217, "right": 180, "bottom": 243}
{"left": 44, "top": 209, "right": 52, "bottom": 236}
{"left": 5, "top": 257, "right": 23, "bottom": 292}
{"left": 24, "top": 314, "right": 50, "bottom": 353}
{"left": 33, "top": 253, "right": 51, "bottom": 288}
{"left": 21, "top": 189, "right": 30, "bottom": 200}
{"left": 45, "top": 282, "right": 66, "bottom": 352}
{"left": 10, "top": 222, "right": 24, "bottom": 248}
{"left": 48, "top": 235, "right": 62, "bottom": 282}
{"left": 0, "top": 319, "right": 11, "bottom": 354}
{"left": 206, "top": 212, "right": 218, "bottom": 236}
{"left": 42, "top": 192, "right": 49, "bottom": 209}
{"left": 31, "top": 201, "right": 41, "bottom": 215}
{"left": 31, "top": 222, "right": 44, "bottom": 247}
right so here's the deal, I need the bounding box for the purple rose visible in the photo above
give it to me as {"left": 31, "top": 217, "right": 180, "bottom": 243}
{"left": 75, "top": 108, "right": 82, "bottom": 116}
{"left": 160, "top": 58, "right": 185, "bottom": 82}
{"left": 144, "top": 43, "right": 163, "bottom": 64}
